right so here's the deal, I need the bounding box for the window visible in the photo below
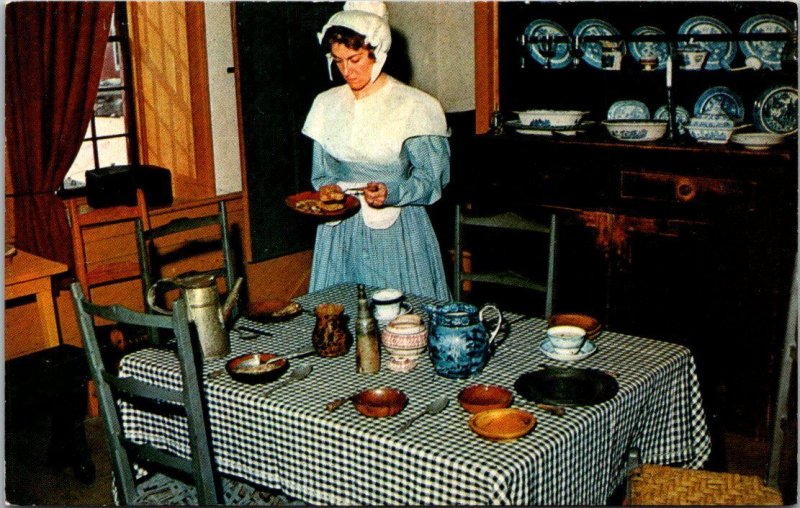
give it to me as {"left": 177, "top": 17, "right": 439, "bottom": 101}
{"left": 63, "top": 3, "right": 137, "bottom": 190}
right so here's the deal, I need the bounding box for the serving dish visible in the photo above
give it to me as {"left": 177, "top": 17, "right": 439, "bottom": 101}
{"left": 468, "top": 408, "right": 536, "bottom": 442}
{"left": 693, "top": 86, "right": 745, "bottom": 122}
{"left": 352, "top": 387, "right": 408, "bottom": 418}
{"left": 678, "top": 16, "right": 736, "bottom": 70}
{"left": 505, "top": 121, "right": 588, "bottom": 137}
{"left": 628, "top": 26, "right": 670, "bottom": 70}
{"left": 573, "top": 18, "right": 624, "bottom": 69}
{"left": 458, "top": 384, "right": 513, "bottom": 414}
{"left": 603, "top": 120, "right": 667, "bottom": 142}
{"left": 739, "top": 14, "right": 793, "bottom": 70}
{"left": 731, "top": 132, "right": 786, "bottom": 150}
{"left": 285, "top": 191, "right": 360, "bottom": 218}
{"left": 548, "top": 313, "right": 601, "bottom": 340}
{"left": 524, "top": 19, "right": 571, "bottom": 69}
{"left": 653, "top": 105, "right": 691, "bottom": 135}
{"left": 514, "top": 366, "right": 618, "bottom": 406}
{"left": 687, "top": 125, "right": 736, "bottom": 144}
{"left": 753, "top": 85, "right": 798, "bottom": 135}
{"left": 514, "top": 109, "right": 588, "bottom": 129}
{"left": 226, "top": 353, "right": 289, "bottom": 384}
{"left": 247, "top": 299, "right": 303, "bottom": 322}
{"left": 607, "top": 100, "right": 650, "bottom": 121}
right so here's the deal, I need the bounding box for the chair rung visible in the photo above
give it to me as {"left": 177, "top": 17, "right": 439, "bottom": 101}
{"left": 461, "top": 212, "right": 550, "bottom": 233}
{"left": 124, "top": 439, "right": 194, "bottom": 475}
{"left": 460, "top": 271, "right": 548, "bottom": 292}
{"left": 104, "top": 372, "right": 184, "bottom": 404}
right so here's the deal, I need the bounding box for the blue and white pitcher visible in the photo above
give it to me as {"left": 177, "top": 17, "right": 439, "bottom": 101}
{"left": 424, "top": 302, "right": 503, "bottom": 379}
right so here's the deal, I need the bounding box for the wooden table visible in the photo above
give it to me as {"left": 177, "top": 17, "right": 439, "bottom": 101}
{"left": 5, "top": 249, "right": 67, "bottom": 358}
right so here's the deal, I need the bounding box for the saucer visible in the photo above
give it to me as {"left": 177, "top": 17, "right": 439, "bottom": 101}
{"left": 374, "top": 301, "right": 413, "bottom": 324}
{"left": 539, "top": 339, "right": 597, "bottom": 361}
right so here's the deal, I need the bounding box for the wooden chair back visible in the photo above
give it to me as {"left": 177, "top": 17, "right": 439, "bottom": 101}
{"left": 66, "top": 188, "right": 150, "bottom": 296}
{"left": 69, "top": 281, "right": 221, "bottom": 505}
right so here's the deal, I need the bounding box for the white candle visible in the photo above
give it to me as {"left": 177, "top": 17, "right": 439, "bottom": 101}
{"left": 666, "top": 56, "right": 673, "bottom": 87}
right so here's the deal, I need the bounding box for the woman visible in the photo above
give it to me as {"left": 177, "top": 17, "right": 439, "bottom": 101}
{"left": 302, "top": 2, "right": 451, "bottom": 300}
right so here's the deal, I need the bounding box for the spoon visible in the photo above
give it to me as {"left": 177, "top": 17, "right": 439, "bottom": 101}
{"left": 263, "top": 364, "right": 312, "bottom": 397}
{"left": 395, "top": 397, "right": 450, "bottom": 433}
{"left": 727, "top": 56, "right": 763, "bottom": 72}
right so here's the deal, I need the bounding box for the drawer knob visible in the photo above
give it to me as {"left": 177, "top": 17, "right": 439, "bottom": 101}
{"left": 676, "top": 178, "right": 696, "bottom": 202}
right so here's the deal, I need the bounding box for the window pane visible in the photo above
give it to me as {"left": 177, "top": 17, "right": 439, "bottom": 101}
{"left": 100, "top": 41, "right": 124, "bottom": 86}
{"left": 97, "top": 137, "right": 130, "bottom": 168}
{"left": 64, "top": 141, "right": 97, "bottom": 189}
{"left": 95, "top": 115, "right": 126, "bottom": 137}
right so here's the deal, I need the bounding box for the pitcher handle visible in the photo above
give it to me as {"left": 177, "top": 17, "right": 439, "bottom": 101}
{"left": 479, "top": 304, "right": 503, "bottom": 345}
{"left": 147, "top": 278, "right": 179, "bottom": 315}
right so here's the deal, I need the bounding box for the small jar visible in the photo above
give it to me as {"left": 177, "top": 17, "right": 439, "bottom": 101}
{"left": 312, "top": 303, "right": 350, "bottom": 357}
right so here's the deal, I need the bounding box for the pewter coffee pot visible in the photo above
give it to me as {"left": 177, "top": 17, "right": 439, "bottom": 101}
{"left": 147, "top": 272, "right": 243, "bottom": 358}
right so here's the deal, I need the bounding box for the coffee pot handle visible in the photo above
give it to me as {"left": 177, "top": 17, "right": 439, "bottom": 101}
{"left": 147, "top": 278, "right": 180, "bottom": 315}
{"left": 479, "top": 304, "right": 503, "bottom": 344}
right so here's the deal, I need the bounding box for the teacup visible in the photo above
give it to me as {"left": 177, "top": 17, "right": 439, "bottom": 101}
{"left": 372, "top": 288, "right": 404, "bottom": 321}
{"left": 679, "top": 49, "right": 708, "bottom": 70}
{"left": 546, "top": 325, "right": 587, "bottom": 354}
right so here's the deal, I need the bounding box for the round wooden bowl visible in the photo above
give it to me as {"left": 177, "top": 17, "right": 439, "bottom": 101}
{"left": 548, "top": 313, "right": 602, "bottom": 340}
{"left": 225, "top": 353, "right": 289, "bottom": 384}
{"left": 352, "top": 387, "right": 408, "bottom": 418}
{"left": 457, "top": 384, "right": 513, "bottom": 414}
{"left": 468, "top": 408, "right": 536, "bottom": 442}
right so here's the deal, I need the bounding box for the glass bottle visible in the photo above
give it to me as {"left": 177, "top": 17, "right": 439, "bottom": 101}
{"left": 355, "top": 284, "right": 381, "bottom": 374}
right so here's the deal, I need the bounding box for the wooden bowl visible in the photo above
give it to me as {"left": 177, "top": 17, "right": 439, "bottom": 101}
{"left": 352, "top": 387, "right": 408, "bottom": 418}
{"left": 468, "top": 408, "right": 536, "bottom": 442}
{"left": 457, "top": 384, "right": 513, "bottom": 414}
{"left": 548, "top": 313, "right": 601, "bottom": 340}
{"left": 247, "top": 299, "right": 303, "bottom": 322}
{"left": 225, "top": 353, "right": 289, "bottom": 384}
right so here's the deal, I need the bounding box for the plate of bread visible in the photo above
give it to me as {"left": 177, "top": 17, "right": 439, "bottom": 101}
{"left": 285, "top": 189, "right": 360, "bottom": 218}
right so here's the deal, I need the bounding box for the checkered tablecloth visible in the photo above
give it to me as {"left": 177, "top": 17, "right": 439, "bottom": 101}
{"left": 119, "top": 283, "right": 711, "bottom": 505}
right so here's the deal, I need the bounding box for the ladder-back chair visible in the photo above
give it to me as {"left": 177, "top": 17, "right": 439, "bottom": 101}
{"left": 70, "top": 282, "right": 269, "bottom": 505}
{"left": 453, "top": 203, "right": 558, "bottom": 319}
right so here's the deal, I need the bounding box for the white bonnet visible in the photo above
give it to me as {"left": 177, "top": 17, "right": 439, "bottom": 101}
{"left": 318, "top": 1, "right": 392, "bottom": 83}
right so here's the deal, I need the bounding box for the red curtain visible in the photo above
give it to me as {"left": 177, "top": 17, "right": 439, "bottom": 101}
{"left": 5, "top": 2, "right": 115, "bottom": 268}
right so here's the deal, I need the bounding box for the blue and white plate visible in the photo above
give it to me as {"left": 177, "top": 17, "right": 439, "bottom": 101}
{"left": 739, "top": 15, "right": 793, "bottom": 70}
{"left": 525, "top": 19, "right": 572, "bottom": 69}
{"left": 573, "top": 19, "right": 624, "bottom": 69}
{"left": 629, "top": 26, "right": 671, "bottom": 70}
{"left": 607, "top": 100, "right": 650, "bottom": 120}
{"left": 540, "top": 339, "right": 597, "bottom": 361}
{"left": 654, "top": 105, "right": 691, "bottom": 134}
{"left": 693, "top": 86, "right": 745, "bottom": 122}
{"left": 678, "top": 16, "right": 737, "bottom": 70}
{"left": 753, "top": 85, "right": 798, "bottom": 135}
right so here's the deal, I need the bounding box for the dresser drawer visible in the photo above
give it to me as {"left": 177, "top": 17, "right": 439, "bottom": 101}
{"left": 619, "top": 171, "right": 757, "bottom": 211}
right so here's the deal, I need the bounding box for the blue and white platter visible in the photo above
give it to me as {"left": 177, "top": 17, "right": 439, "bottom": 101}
{"left": 693, "top": 86, "right": 745, "bottom": 122}
{"left": 739, "top": 15, "right": 793, "bottom": 71}
{"left": 654, "top": 105, "right": 691, "bottom": 134}
{"left": 678, "top": 16, "right": 737, "bottom": 70}
{"left": 753, "top": 85, "right": 798, "bottom": 135}
{"left": 573, "top": 18, "right": 624, "bottom": 69}
{"left": 607, "top": 100, "right": 650, "bottom": 120}
{"left": 540, "top": 339, "right": 597, "bottom": 362}
{"left": 629, "top": 26, "right": 670, "bottom": 70}
{"left": 505, "top": 120, "right": 588, "bottom": 136}
{"left": 525, "top": 19, "right": 572, "bottom": 69}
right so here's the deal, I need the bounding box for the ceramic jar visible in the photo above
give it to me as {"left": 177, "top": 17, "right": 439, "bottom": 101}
{"left": 381, "top": 314, "right": 428, "bottom": 372}
{"left": 312, "top": 303, "right": 350, "bottom": 357}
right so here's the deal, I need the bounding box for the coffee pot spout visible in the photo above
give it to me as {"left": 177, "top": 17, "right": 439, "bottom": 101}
{"left": 222, "top": 277, "right": 244, "bottom": 322}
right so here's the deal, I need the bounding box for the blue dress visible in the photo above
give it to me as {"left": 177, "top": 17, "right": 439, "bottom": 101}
{"left": 308, "top": 136, "right": 452, "bottom": 300}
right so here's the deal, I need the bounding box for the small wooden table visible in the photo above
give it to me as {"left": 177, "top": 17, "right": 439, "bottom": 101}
{"left": 5, "top": 249, "right": 68, "bottom": 358}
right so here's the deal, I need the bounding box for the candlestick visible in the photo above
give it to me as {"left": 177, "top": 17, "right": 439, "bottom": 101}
{"left": 666, "top": 56, "right": 673, "bottom": 87}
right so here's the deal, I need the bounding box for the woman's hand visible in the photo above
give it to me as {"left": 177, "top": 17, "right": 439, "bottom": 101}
{"left": 364, "top": 182, "right": 388, "bottom": 208}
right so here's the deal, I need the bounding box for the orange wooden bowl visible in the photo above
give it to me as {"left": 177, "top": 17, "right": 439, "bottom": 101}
{"left": 225, "top": 353, "right": 289, "bottom": 384}
{"left": 468, "top": 408, "right": 537, "bottom": 442}
{"left": 352, "top": 387, "right": 408, "bottom": 418}
{"left": 457, "top": 384, "right": 513, "bottom": 414}
{"left": 548, "top": 313, "right": 602, "bottom": 340}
